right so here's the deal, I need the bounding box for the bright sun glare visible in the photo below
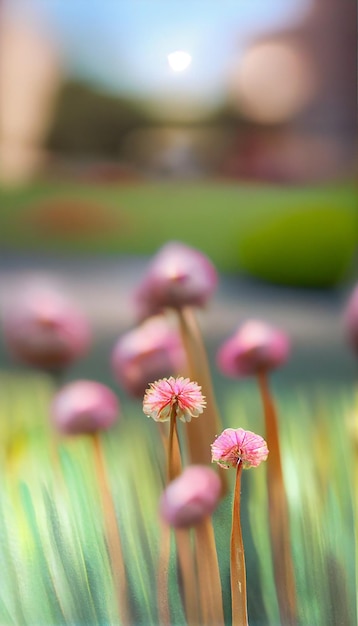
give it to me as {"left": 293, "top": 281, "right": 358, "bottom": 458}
{"left": 167, "top": 50, "right": 192, "bottom": 72}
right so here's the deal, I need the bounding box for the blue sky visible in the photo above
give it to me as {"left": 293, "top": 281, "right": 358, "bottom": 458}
{"left": 6, "top": 0, "right": 311, "bottom": 111}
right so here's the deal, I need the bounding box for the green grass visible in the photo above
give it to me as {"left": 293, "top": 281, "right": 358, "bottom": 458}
{"left": 0, "top": 180, "right": 356, "bottom": 284}
{"left": 0, "top": 371, "right": 356, "bottom": 625}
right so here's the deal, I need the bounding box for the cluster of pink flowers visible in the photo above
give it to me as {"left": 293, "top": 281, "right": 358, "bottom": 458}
{"left": 142, "top": 375, "right": 268, "bottom": 528}
{"left": 3, "top": 244, "right": 357, "bottom": 525}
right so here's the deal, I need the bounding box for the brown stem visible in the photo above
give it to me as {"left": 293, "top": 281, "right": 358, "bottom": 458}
{"left": 167, "top": 407, "right": 181, "bottom": 482}
{"left": 175, "top": 528, "right": 200, "bottom": 626}
{"left": 92, "top": 432, "right": 130, "bottom": 626}
{"left": 194, "top": 516, "right": 225, "bottom": 625}
{"left": 231, "top": 462, "right": 248, "bottom": 626}
{"left": 160, "top": 407, "right": 199, "bottom": 625}
{"left": 177, "top": 306, "right": 227, "bottom": 495}
{"left": 257, "top": 371, "right": 297, "bottom": 626}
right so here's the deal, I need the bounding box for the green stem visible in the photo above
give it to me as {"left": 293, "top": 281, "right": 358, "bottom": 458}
{"left": 92, "top": 432, "right": 130, "bottom": 626}
{"left": 157, "top": 521, "right": 171, "bottom": 626}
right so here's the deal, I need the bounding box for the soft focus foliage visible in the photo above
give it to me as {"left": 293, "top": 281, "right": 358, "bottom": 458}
{"left": 0, "top": 182, "right": 355, "bottom": 285}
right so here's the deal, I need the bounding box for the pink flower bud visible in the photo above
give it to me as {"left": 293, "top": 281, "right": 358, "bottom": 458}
{"left": 51, "top": 380, "right": 119, "bottom": 435}
{"left": 159, "top": 465, "right": 221, "bottom": 528}
{"left": 2, "top": 282, "right": 91, "bottom": 370}
{"left": 344, "top": 283, "right": 358, "bottom": 355}
{"left": 134, "top": 242, "right": 217, "bottom": 319}
{"left": 217, "top": 319, "right": 290, "bottom": 377}
{"left": 111, "top": 316, "right": 185, "bottom": 398}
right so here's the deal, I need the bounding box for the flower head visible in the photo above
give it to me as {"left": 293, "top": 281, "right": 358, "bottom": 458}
{"left": 2, "top": 279, "right": 91, "bottom": 370}
{"left": 52, "top": 380, "right": 120, "bottom": 435}
{"left": 211, "top": 428, "right": 268, "bottom": 469}
{"left": 134, "top": 241, "right": 218, "bottom": 320}
{"left": 344, "top": 282, "right": 358, "bottom": 355}
{"left": 111, "top": 315, "right": 185, "bottom": 398}
{"left": 217, "top": 319, "right": 290, "bottom": 378}
{"left": 143, "top": 376, "right": 206, "bottom": 423}
{"left": 159, "top": 465, "right": 221, "bottom": 528}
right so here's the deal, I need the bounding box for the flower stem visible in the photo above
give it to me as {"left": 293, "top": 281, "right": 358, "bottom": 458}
{"left": 257, "top": 371, "right": 297, "bottom": 626}
{"left": 92, "top": 432, "right": 130, "bottom": 626}
{"left": 194, "top": 515, "right": 225, "bottom": 625}
{"left": 175, "top": 528, "right": 200, "bottom": 626}
{"left": 168, "top": 407, "right": 181, "bottom": 482}
{"left": 161, "top": 407, "right": 199, "bottom": 625}
{"left": 176, "top": 306, "right": 227, "bottom": 494}
{"left": 231, "top": 461, "right": 249, "bottom": 626}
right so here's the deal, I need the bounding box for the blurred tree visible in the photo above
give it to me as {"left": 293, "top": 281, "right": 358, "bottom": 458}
{"left": 46, "top": 81, "right": 146, "bottom": 159}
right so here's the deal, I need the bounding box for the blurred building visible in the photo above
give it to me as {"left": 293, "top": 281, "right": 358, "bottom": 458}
{"left": 223, "top": 0, "right": 357, "bottom": 183}
{"left": 0, "top": 0, "right": 355, "bottom": 185}
{"left": 0, "top": 7, "right": 61, "bottom": 186}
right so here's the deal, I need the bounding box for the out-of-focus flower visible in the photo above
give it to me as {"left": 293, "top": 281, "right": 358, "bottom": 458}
{"left": 134, "top": 241, "right": 218, "bottom": 319}
{"left": 111, "top": 315, "right": 185, "bottom": 398}
{"left": 143, "top": 376, "right": 206, "bottom": 423}
{"left": 2, "top": 282, "right": 91, "bottom": 370}
{"left": 344, "top": 283, "right": 358, "bottom": 355}
{"left": 52, "top": 380, "right": 119, "bottom": 435}
{"left": 159, "top": 465, "right": 221, "bottom": 528}
{"left": 211, "top": 428, "right": 268, "bottom": 469}
{"left": 217, "top": 320, "right": 290, "bottom": 377}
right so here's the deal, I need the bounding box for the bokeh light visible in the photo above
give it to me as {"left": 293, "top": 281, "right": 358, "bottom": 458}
{"left": 229, "top": 40, "right": 315, "bottom": 124}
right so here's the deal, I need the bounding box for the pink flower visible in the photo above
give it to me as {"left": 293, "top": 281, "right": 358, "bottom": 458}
{"left": 134, "top": 241, "right": 218, "bottom": 319}
{"left": 159, "top": 465, "right": 221, "bottom": 528}
{"left": 217, "top": 320, "right": 290, "bottom": 377}
{"left": 52, "top": 380, "right": 120, "bottom": 435}
{"left": 211, "top": 428, "right": 268, "bottom": 469}
{"left": 2, "top": 280, "right": 91, "bottom": 370}
{"left": 143, "top": 376, "right": 206, "bottom": 423}
{"left": 111, "top": 315, "right": 185, "bottom": 398}
{"left": 344, "top": 282, "right": 358, "bottom": 355}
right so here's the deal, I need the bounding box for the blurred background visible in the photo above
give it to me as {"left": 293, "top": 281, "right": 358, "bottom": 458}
{"left": 0, "top": 0, "right": 357, "bottom": 387}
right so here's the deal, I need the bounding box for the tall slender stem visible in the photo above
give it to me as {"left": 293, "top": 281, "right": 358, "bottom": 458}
{"left": 92, "top": 432, "right": 130, "bottom": 626}
{"left": 168, "top": 407, "right": 181, "bottom": 482}
{"left": 231, "top": 462, "right": 248, "bottom": 626}
{"left": 176, "top": 307, "right": 227, "bottom": 495}
{"left": 194, "top": 516, "right": 225, "bottom": 625}
{"left": 160, "top": 405, "right": 199, "bottom": 625}
{"left": 257, "top": 371, "right": 297, "bottom": 626}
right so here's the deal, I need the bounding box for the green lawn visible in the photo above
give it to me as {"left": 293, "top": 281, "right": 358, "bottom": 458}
{"left": 0, "top": 180, "right": 356, "bottom": 285}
